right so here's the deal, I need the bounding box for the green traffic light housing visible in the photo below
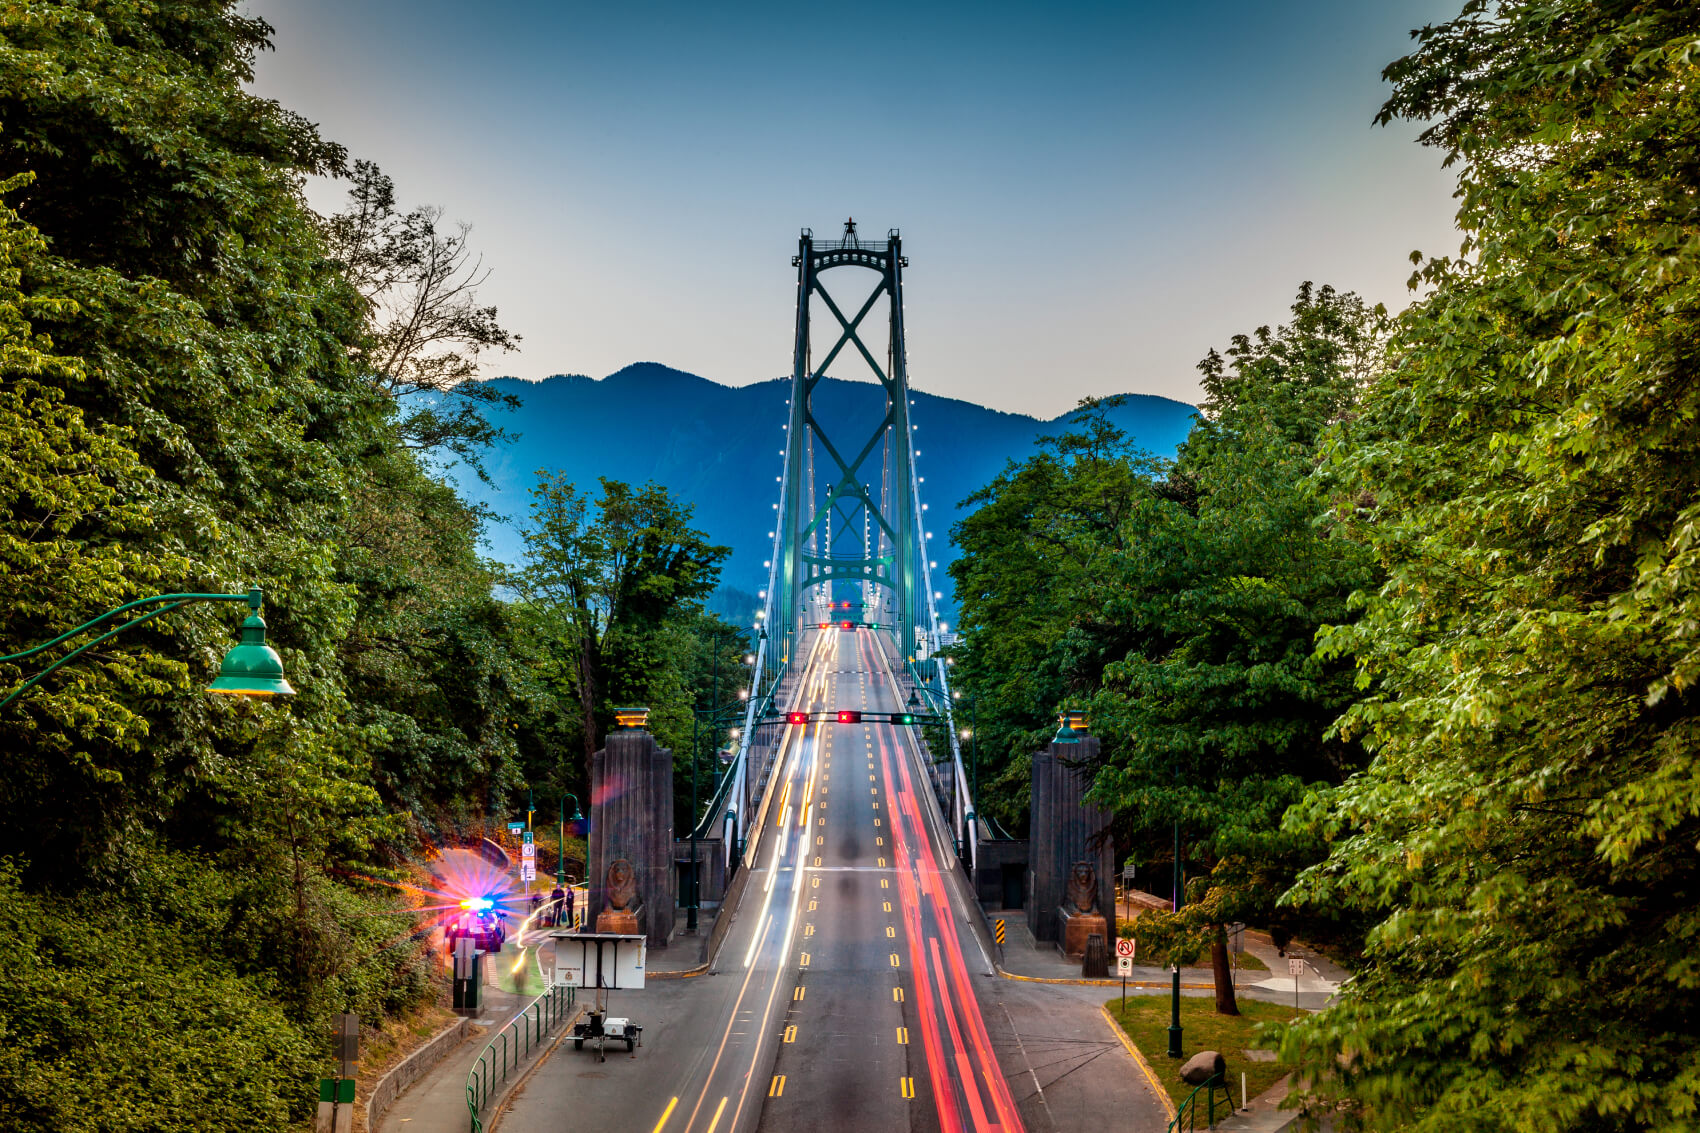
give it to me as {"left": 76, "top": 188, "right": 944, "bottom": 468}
{"left": 208, "top": 611, "right": 295, "bottom": 698}
{"left": 1053, "top": 709, "right": 1086, "bottom": 744}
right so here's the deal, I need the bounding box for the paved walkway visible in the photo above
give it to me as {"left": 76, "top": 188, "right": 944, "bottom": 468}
{"left": 377, "top": 906, "right": 722, "bottom": 1133}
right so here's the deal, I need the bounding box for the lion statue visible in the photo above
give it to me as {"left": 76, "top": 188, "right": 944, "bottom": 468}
{"left": 1062, "top": 861, "right": 1099, "bottom": 916}
{"left": 605, "top": 858, "right": 642, "bottom": 913}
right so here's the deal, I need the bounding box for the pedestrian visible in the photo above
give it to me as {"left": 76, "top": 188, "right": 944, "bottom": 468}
{"left": 564, "top": 883, "right": 576, "bottom": 930}
{"left": 548, "top": 884, "right": 565, "bottom": 927}
{"left": 529, "top": 891, "right": 542, "bottom": 923}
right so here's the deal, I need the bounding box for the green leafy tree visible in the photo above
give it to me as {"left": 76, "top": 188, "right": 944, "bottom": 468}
{"left": 1280, "top": 3, "right": 1700, "bottom": 1128}
{"left": 519, "top": 474, "right": 730, "bottom": 782}
{"left": 1088, "top": 284, "right": 1385, "bottom": 1013}
{"left": 947, "top": 399, "right": 1160, "bottom": 831}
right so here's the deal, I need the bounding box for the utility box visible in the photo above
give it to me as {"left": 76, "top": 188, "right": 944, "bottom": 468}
{"left": 452, "top": 938, "right": 483, "bottom": 1010}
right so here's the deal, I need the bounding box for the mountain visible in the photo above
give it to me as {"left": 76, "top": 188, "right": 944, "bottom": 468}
{"left": 447, "top": 363, "right": 1198, "bottom": 605}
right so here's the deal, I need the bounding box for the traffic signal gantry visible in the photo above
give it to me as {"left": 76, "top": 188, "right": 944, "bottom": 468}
{"left": 779, "top": 708, "right": 937, "bottom": 726}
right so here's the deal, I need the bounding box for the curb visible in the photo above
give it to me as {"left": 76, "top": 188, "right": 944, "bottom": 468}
{"left": 483, "top": 1003, "right": 586, "bottom": 1133}
{"left": 995, "top": 964, "right": 1215, "bottom": 989}
{"left": 1100, "top": 1003, "right": 1177, "bottom": 1122}
{"left": 650, "top": 961, "right": 710, "bottom": 980}
{"left": 366, "top": 1015, "right": 472, "bottom": 1132}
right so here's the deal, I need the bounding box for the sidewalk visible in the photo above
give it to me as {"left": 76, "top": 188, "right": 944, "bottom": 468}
{"left": 376, "top": 907, "right": 721, "bottom": 1133}
{"left": 984, "top": 905, "right": 1217, "bottom": 987}
{"left": 376, "top": 932, "right": 565, "bottom": 1133}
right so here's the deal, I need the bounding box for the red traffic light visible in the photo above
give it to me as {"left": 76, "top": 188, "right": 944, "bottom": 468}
{"left": 840, "top": 620, "right": 854, "bottom": 630}
{"left": 837, "top": 710, "right": 862, "bottom": 724}
{"left": 787, "top": 711, "right": 809, "bottom": 725}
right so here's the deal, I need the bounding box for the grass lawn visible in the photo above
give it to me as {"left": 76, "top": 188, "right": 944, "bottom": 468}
{"left": 1231, "top": 949, "right": 1268, "bottom": 973}
{"left": 1105, "top": 994, "right": 1295, "bottom": 1109}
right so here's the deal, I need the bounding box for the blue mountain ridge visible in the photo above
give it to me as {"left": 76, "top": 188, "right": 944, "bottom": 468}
{"left": 444, "top": 363, "right": 1198, "bottom": 609}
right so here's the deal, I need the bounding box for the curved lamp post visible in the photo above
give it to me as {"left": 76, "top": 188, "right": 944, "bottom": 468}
{"left": 1, "top": 587, "right": 293, "bottom": 711}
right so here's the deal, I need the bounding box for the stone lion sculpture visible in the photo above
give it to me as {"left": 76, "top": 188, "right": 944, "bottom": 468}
{"left": 1062, "top": 861, "right": 1099, "bottom": 916}
{"left": 605, "top": 858, "right": 642, "bottom": 912}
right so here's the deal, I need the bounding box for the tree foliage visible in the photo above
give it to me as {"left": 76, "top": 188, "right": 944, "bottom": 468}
{"left": 1277, "top": 3, "right": 1700, "bottom": 1129}
{"left": 519, "top": 473, "right": 732, "bottom": 782}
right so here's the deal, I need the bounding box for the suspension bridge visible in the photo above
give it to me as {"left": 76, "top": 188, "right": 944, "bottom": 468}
{"left": 485, "top": 225, "right": 1159, "bottom": 1133}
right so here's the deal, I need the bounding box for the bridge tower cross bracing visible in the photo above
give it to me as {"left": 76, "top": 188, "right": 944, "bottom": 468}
{"left": 716, "top": 223, "right": 976, "bottom": 881}
{"left": 777, "top": 224, "right": 920, "bottom": 655}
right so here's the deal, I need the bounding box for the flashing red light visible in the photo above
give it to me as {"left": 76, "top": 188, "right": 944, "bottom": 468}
{"left": 787, "top": 711, "right": 809, "bottom": 725}
{"left": 840, "top": 620, "right": 854, "bottom": 630}
{"left": 837, "top": 710, "right": 863, "bottom": 724}
{"left": 819, "top": 621, "right": 829, "bottom": 629}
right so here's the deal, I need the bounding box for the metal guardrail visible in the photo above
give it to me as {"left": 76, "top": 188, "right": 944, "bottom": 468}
{"left": 464, "top": 983, "right": 575, "bottom": 1133}
{"left": 1167, "top": 1072, "right": 1230, "bottom": 1132}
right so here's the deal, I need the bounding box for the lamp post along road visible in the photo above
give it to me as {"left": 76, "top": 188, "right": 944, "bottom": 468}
{"left": 689, "top": 629, "right": 745, "bottom": 934}
{"left": 1, "top": 587, "right": 294, "bottom": 710}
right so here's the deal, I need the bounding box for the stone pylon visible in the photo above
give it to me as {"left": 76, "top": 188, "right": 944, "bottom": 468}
{"left": 588, "top": 726, "right": 675, "bottom": 948}
{"left": 1027, "top": 734, "right": 1116, "bottom": 944}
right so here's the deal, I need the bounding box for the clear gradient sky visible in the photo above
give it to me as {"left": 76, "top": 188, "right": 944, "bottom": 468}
{"left": 246, "top": 1, "right": 1462, "bottom": 417}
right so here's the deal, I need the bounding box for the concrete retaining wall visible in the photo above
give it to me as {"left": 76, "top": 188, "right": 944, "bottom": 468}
{"left": 366, "top": 1016, "right": 471, "bottom": 1132}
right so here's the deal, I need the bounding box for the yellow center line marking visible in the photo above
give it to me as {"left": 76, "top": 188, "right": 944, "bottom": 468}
{"left": 769, "top": 1074, "right": 786, "bottom": 1096}
{"left": 707, "top": 1095, "right": 731, "bottom": 1130}
{"left": 878, "top": 857, "right": 887, "bottom": 867}
{"left": 804, "top": 924, "right": 815, "bottom": 937}
{"left": 876, "top": 837, "right": 883, "bottom": 846}
{"left": 900, "top": 1077, "right": 915, "bottom": 1099}
{"left": 873, "top": 818, "right": 881, "bottom": 827}
{"left": 651, "top": 1096, "right": 679, "bottom": 1133}
{"left": 893, "top": 986, "right": 904, "bottom": 1002}
{"left": 794, "top": 986, "right": 806, "bottom": 1000}
{"left": 881, "top": 878, "right": 889, "bottom": 889}
{"left": 784, "top": 1024, "right": 797, "bottom": 1043}
{"left": 897, "top": 1027, "right": 908, "bottom": 1044}
{"left": 886, "top": 925, "right": 897, "bottom": 938}
{"left": 800, "top": 952, "right": 811, "bottom": 966}
{"left": 890, "top": 952, "right": 901, "bottom": 967}
{"left": 808, "top": 899, "right": 817, "bottom": 911}
{"left": 883, "top": 901, "right": 892, "bottom": 912}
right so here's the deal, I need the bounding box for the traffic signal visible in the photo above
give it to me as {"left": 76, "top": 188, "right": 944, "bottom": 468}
{"left": 837, "top": 710, "right": 862, "bottom": 724}
{"left": 894, "top": 713, "right": 915, "bottom": 725}
{"left": 840, "top": 620, "right": 854, "bottom": 630}
{"left": 787, "top": 711, "right": 809, "bottom": 725}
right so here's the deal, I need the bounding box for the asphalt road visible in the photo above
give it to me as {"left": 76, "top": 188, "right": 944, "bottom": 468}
{"left": 497, "top": 628, "right": 1170, "bottom": 1133}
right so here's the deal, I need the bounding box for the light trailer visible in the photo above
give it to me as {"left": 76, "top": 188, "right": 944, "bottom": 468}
{"left": 550, "top": 931, "right": 646, "bottom": 1063}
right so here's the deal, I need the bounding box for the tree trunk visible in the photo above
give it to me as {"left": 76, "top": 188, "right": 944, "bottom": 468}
{"left": 1211, "top": 924, "right": 1240, "bottom": 1015}
{"left": 578, "top": 629, "right": 598, "bottom": 790}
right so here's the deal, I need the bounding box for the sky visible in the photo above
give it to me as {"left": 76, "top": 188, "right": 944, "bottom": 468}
{"left": 245, "top": 0, "right": 1463, "bottom": 418}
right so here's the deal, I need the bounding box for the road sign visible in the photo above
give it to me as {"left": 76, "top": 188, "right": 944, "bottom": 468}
{"left": 507, "top": 821, "right": 524, "bottom": 834}
{"left": 523, "top": 829, "right": 534, "bottom": 845}
{"left": 521, "top": 840, "right": 536, "bottom": 861}
{"left": 1115, "top": 938, "right": 1136, "bottom": 959}
{"left": 994, "top": 918, "right": 1006, "bottom": 945}
{"left": 1228, "top": 922, "right": 1246, "bottom": 953}
{"left": 521, "top": 862, "right": 536, "bottom": 882}
{"left": 1288, "top": 957, "right": 1305, "bottom": 976}
{"left": 1116, "top": 955, "right": 1133, "bottom": 977}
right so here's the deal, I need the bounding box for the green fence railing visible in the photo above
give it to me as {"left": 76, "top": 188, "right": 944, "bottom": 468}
{"left": 464, "top": 983, "right": 575, "bottom": 1133}
{"left": 1167, "top": 1072, "right": 1231, "bottom": 1132}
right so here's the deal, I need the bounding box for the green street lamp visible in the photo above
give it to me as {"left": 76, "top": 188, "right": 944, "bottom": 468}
{"left": 2, "top": 587, "right": 293, "bottom": 711}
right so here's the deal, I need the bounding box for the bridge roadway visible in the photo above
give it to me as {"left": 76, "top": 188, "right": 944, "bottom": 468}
{"left": 499, "top": 627, "right": 1158, "bottom": 1133}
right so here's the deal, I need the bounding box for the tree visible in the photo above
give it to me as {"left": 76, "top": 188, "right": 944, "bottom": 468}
{"left": 323, "top": 160, "right": 521, "bottom": 477}
{"left": 946, "top": 399, "right": 1160, "bottom": 832}
{"left": 1280, "top": 3, "right": 1700, "bottom": 1128}
{"left": 1086, "top": 284, "right": 1385, "bottom": 1014}
{"left": 519, "top": 474, "right": 730, "bottom": 783}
